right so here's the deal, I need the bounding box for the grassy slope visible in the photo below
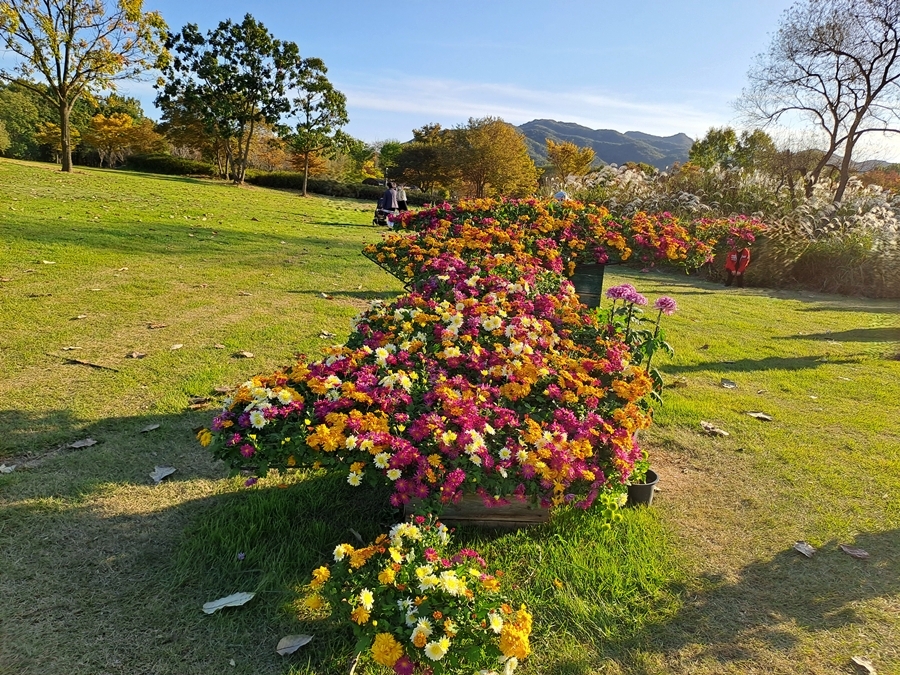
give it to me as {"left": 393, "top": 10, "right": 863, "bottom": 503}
{"left": 1, "top": 159, "right": 898, "bottom": 675}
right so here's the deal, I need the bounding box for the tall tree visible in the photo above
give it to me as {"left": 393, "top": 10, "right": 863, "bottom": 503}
{"left": 689, "top": 126, "right": 776, "bottom": 170}
{"left": 545, "top": 138, "right": 595, "bottom": 179}
{"left": 0, "top": 0, "right": 166, "bottom": 171}
{"left": 451, "top": 117, "right": 537, "bottom": 198}
{"left": 377, "top": 140, "right": 403, "bottom": 181}
{"left": 737, "top": 0, "right": 900, "bottom": 202}
{"left": 35, "top": 121, "right": 80, "bottom": 162}
{"left": 394, "top": 123, "right": 455, "bottom": 195}
{"left": 84, "top": 112, "right": 163, "bottom": 167}
{"left": 283, "top": 58, "right": 348, "bottom": 196}
{"left": 156, "top": 15, "right": 301, "bottom": 184}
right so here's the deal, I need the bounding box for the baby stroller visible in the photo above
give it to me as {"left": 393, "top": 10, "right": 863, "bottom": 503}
{"left": 373, "top": 197, "right": 394, "bottom": 227}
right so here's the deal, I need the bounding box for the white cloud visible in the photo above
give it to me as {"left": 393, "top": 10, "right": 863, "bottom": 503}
{"left": 337, "top": 76, "right": 723, "bottom": 138}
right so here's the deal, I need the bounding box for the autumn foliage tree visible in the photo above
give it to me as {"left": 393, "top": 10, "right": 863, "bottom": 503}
{"left": 83, "top": 112, "right": 163, "bottom": 167}
{"left": 0, "top": 0, "right": 167, "bottom": 172}
{"left": 545, "top": 138, "right": 595, "bottom": 180}
{"left": 451, "top": 117, "right": 537, "bottom": 198}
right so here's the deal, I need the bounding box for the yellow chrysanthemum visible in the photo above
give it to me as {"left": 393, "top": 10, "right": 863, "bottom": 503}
{"left": 371, "top": 632, "right": 403, "bottom": 667}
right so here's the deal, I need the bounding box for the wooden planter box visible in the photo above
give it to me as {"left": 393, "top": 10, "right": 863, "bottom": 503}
{"left": 405, "top": 494, "right": 550, "bottom": 529}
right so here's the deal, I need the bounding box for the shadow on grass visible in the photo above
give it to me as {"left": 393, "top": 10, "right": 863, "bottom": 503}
{"left": 781, "top": 327, "right": 900, "bottom": 343}
{"left": 598, "top": 530, "right": 900, "bottom": 673}
{"left": 665, "top": 354, "right": 858, "bottom": 375}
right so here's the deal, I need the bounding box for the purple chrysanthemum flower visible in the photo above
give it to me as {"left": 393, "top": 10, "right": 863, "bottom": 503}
{"left": 244, "top": 477, "right": 258, "bottom": 487}
{"left": 627, "top": 290, "right": 648, "bottom": 306}
{"left": 653, "top": 296, "right": 678, "bottom": 315}
{"left": 605, "top": 283, "right": 636, "bottom": 300}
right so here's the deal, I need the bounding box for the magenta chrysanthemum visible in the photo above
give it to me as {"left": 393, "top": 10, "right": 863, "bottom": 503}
{"left": 653, "top": 296, "right": 678, "bottom": 315}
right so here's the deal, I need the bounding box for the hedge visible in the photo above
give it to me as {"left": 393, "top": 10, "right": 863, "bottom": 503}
{"left": 245, "top": 171, "right": 434, "bottom": 205}
{"left": 125, "top": 154, "right": 217, "bottom": 176}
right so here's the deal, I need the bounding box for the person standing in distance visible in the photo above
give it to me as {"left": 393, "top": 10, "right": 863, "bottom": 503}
{"left": 724, "top": 240, "right": 751, "bottom": 288}
{"left": 396, "top": 184, "right": 408, "bottom": 212}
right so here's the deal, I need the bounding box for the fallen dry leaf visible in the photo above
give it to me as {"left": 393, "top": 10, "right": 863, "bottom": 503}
{"left": 318, "top": 331, "right": 336, "bottom": 339}
{"left": 214, "top": 386, "right": 233, "bottom": 394}
{"left": 668, "top": 376, "right": 688, "bottom": 388}
{"left": 41, "top": 260, "right": 56, "bottom": 264}
{"left": 189, "top": 396, "right": 211, "bottom": 405}
{"left": 793, "top": 541, "right": 816, "bottom": 558}
{"left": 61, "top": 346, "right": 81, "bottom": 351}
{"left": 839, "top": 544, "right": 870, "bottom": 560}
{"left": 202, "top": 592, "right": 255, "bottom": 614}
{"left": 149, "top": 466, "right": 177, "bottom": 484}
{"left": 0, "top": 464, "right": 16, "bottom": 474}
{"left": 698, "top": 344, "right": 710, "bottom": 350}
{"left": 127, "top": 351, "right": 147, "bottom": 359}
{"left": 700, "top": 421, "right": 729, "bottom": 437}
{"left": 235, "top": 351, "right": 254, "bottom": 359}
{"left": 213, "top": 344, "right": 226, "bottom": 349}
{"left": 746, "top": 411, "right": 773, "bottom": 421}
{"left": 140, "top": 423, "right": 161, "bottom": 433}
{"left": 721, "top": 378, "right": 737, "bottom": 389}
{"left": 72, "top": 314, "right": 87, "bottom": 320}
{"left": 0, "top": 277, "right": 12, "bottom": 282}
{"left": 170, "top": 344, "right": 184, "bottom": 350}
{"left": 147, "top": 323, "right": 168, "bottom": 329}
{"left": 117, "top": 267, "right": 128, "bottom": 271}
{"left": 275, "top": 634, "right": 313, "bottom": 656}
{"left": 68, "top": 438, "right": 98, "bottom": 449}
{"left": 237, "top": 291, "right": 252, "bottom": 296}
{"left": 250, "top": 217, "right": 259, "bottom": 221}
{"left": 320, "top": 292, "right": 334, "bottom": 300}
{"left": 851, "top": 656, "right": 876, "bottom": 674}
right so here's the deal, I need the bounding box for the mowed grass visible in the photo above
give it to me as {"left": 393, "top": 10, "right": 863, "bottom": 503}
{"left": 1, "top": 158, "right": 898, "bottom": 675}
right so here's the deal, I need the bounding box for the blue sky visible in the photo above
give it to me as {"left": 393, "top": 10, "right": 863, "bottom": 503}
{"left": 111, "top": 0, "right": 797, "bottom": 145}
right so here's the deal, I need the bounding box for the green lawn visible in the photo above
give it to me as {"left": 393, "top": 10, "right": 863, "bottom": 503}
{"left": 1, "top": 159, "right": 898, "bottom": 675}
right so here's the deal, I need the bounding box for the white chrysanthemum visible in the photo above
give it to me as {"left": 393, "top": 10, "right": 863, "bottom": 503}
{"left": 323, "top": 375, "right": 341, "bottom": 389}
{"left": 469, "top": 453, "right": 482, "bottom": 466}
{"left": 415, "top": 618, "right": 433, "bottom": 636}
{"left": 387, "top": 468, "right": 402, "bottom": 481}
{"left": 498, "top": 447, "right": 512, "bottom": 460}
{"left": 503, "top": 656, "right": 519, "bottom": 675}
{"left": 415, "top": 565, "right": 434, "bottom": 579}
{"left": 508, "top": 340, "right": 525, "bottom": 356}
{"left": 374, "top": 347, "right": 390, "bottom": 366}
{"left": 359, "top": 588, "right": 374, "bottom": 611}
{"left": 345, "top": 435, "right": 358, "bottom": 449}
{"left": 516, "top": 450, "right": 529, "bottom": 463}
{"left": 443, "top": 346, "right": 462, "bottom": 358}
{"left": 374, "top": 452, "right": 390, "bottom": 469}
{"left": 276, "top": 389, "right": 293, "bottom": 405}
{"left": 488, "top": 611, "right": 504, "bottom": 634}
{"left": 347, "top": 471, "right": 362, "bottom": 486}
{"left": 249, "top": 410, "right": 267, "bottom": 429}
{"left": 424, "top": 639, "right": 448, "bottom": 661}
{"left": 481, "top": 315, "right": 502, "bottom": 331}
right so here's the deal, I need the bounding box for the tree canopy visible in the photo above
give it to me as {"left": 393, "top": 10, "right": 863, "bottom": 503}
{"left": 156, "top": 14, "right": 301, "bottom": 183}
{"left": 452, "top": 117, "right": 537, "bottom": 198}
{"left": 0, "top": 0, "right": 166, "bottom": 171}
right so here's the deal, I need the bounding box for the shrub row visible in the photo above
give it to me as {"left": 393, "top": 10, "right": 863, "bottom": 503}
{"left": 244, "top": 171, "right": 434, "bottom": 205}
{"left": 125, "top": 154, "right": 217, "bottom": 176}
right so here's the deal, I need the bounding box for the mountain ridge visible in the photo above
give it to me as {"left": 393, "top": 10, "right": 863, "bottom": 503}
{"left": 517, "top": 119, "right": 693, "bottom": 170}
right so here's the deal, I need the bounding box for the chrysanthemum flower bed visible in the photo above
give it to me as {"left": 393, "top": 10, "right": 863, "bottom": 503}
{"left": 304, "top": 515, "right": 531, "bottom": 675}
{"left": 375, "top": 198, "right": 756, "bottom": 280}
{"left": 203, "top": 248, "right": 654, "bottom": 511}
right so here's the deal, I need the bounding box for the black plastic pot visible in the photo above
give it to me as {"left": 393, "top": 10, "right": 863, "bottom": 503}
{"left": 627, "top": 469, "right": 659, "bottom": 506}
{"left": 569, "top": 263, "right": 606, "bottom": 308}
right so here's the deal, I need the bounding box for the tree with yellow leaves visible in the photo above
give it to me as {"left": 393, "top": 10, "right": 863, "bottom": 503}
{"left": 34, "top": 121, "right": 80, "bottom": 163}
{"left": 83, "top": 112, "right": 163, "bottom": 167}
{"left": 545, "top": 138, "right": 595, "bottom": 181}
{"left": 0, "top": 0, "right": 166, "bottom": 172}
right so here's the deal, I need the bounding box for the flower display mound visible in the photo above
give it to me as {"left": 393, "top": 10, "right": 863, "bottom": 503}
{"left": 304, "top": 515, "right": 531, "bottom": 675}
{"left": 203, "top": 251, "right": 654, "bottom": 511}
{"left": 378, "top": 198, "right": 733, "bottom": 280}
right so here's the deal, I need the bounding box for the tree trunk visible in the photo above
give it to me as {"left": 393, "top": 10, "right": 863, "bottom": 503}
{"left": 59, "top": 103, "right": 73, "bottom": 172}
{"left": 303, "top": 151, "right": 309, "bottom": 196}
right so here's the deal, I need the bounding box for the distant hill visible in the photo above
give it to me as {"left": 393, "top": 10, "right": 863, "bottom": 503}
{"left": 517, "top": 119, "right": 694, "bottom": 170}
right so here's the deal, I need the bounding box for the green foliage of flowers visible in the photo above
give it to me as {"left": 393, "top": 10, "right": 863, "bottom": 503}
{"left": 303, "top": 515, "right": 532, "bottom": 675}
